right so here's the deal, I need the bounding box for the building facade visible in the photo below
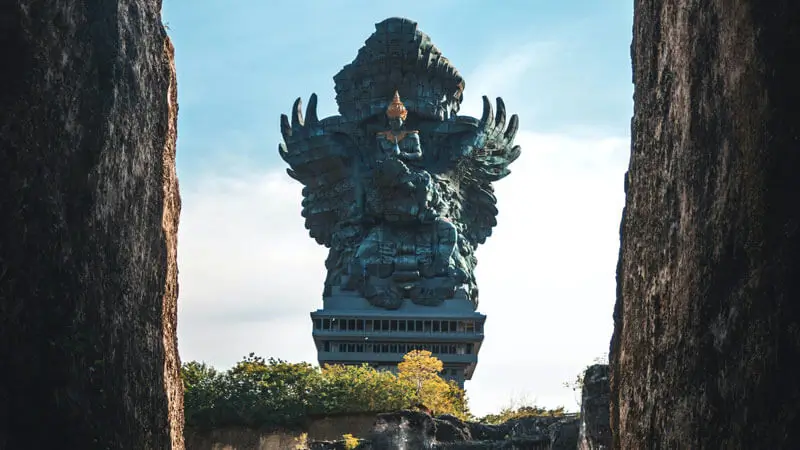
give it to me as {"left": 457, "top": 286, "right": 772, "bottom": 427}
{"left": 311, "top": 288, "right": 485, "bottom": 387}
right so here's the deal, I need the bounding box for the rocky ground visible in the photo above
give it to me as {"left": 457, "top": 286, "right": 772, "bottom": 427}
{"left": 308, "top": 410, "right": 580, "bottom": 450}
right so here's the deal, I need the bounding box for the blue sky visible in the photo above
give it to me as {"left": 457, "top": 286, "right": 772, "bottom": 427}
{"left": 163, "top": 1, "right": 633, "bottom": 415}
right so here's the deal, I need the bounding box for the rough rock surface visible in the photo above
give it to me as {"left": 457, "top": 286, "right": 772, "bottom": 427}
{"left": 0, "top": 1, "right": 182, "bottom": 449}
{"left": 612, "top": 0, "right": 800, "bottom": 448}
{"left": 362, "top": 410, "right": 577, "bottom": 449}
{"left": 435, "top": 415, "right": 472, "bottom": 442}
{"left": 578, "top": 365, "right": 610, "bottom": 449}
{"left": 546, "top": 417, "right": 579, "bottom": 450}
{"left": 309, "top": 441, "right": 351, "bottom": 450}
{"left": 369, "top": 410, "right": 437, "bottom": 449}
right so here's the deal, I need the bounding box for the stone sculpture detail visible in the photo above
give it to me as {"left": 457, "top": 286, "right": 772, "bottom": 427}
{"left": 279, "top": 18, "right": 520, "bottom": 310}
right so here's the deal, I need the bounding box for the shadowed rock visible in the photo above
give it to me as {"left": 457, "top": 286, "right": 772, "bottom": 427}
{"left": 435, "top": 414, "right": 472, "bottom": 442}
{"left": 578, "top": 365, "right": 610, "bottom": 449}
{"left": 612, "top": 0, "right": 800, "bottom": 448}
{"left": 0, "top": 1, "right": 182, "bottom": 448}
{"left": 369, "top": 410, "right": 436, "bottom": 449}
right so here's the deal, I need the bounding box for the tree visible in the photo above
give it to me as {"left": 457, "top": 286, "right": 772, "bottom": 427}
{"left": 397, "top": 350, "right": 443, "bottom": 398}
{"left": 182, "top": 352, "right": 472, "bottom": 429}
{"left": 396, "top": 350, "right": 467, "bottom": 416}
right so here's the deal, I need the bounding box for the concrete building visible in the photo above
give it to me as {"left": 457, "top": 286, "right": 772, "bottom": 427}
{"left": 311, "top": 288, "right": 485, "bottom": 388}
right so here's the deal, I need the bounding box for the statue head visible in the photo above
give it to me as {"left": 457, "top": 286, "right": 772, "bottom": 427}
{"left": 386, "top": 91, "right": 407, "bottom": 130}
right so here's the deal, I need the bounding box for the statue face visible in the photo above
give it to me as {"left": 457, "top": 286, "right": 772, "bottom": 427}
{"left": 388, "top": 116, "right": 404, "bottom": 130}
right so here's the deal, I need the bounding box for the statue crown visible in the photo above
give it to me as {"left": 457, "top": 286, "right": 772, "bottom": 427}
{"left": 386, "top": 91, "right": 408, "bottom": 120}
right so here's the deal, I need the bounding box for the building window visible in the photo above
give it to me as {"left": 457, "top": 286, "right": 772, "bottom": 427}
{"left": 415, "top": 320, "right": 423, "bottom": 331}
{"left": 323, "top": 319, "right": 331, "bottom": 330}
{"left": 433, "top": 321, "right": 440, "bottom": 332}
{"left": 323, "top": 341, "right": 330, "bottom": 351}
{"left": 398, "top": 320, "right": 407, "bottom": 332}
{"left": 382, "top": 320, "right": 390, "bottom": 331}
{"left": 390, "top": 320, "right": 398, "bottom": 331}
{"left": 366, "top": 320, "right": 374, "bottom": 331}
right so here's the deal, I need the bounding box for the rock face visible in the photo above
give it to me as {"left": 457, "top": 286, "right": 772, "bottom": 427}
{"left": 369, "top": 410, "right": 437, "bottom": 449}
{"left": 612, "top": 1, "right": 800, "bottom": 448}
{"left": 0, "top": 1, "right": 182, "bottom": 449}
{"left": 363, "top": 410, "right": 577, "bottom": 449}
{"left": 578, "top": 365, "right": 610, "bottom": 449}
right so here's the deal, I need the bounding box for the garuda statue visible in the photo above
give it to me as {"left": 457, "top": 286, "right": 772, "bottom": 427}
{"left": 279, "top": 18, "right": 520, "bottom": 310}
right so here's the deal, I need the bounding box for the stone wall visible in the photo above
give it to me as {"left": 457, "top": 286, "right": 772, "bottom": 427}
{"left": 307, "top": 413, "right": 380, "bottom": 441}
{"left": 185, "top": 414, "right": 376, "bottom": 450}
{"left": 0, "top": 1, "right": 182, "bottom": 448}
{"left": 612, "top": 0, "right": 800, "bottom": 448}
{"left": 184, "top": 428, "right": 306, "bottom": 450}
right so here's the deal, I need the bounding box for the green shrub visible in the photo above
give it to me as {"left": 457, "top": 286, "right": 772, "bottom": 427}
{"left": 182, "top": 352, "right": 469, "bottom": 430}
{"left": 478, "top": 404, "right": 566, "bottom": 424}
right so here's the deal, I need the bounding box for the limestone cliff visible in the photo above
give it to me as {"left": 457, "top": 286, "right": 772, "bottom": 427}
{"left": 0, "top": 1, "right": 182, "bottom": 448}
{"left": 612, "top": 1, "right": 800, "bottom": 448}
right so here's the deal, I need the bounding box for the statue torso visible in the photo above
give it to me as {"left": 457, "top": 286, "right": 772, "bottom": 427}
{"left": 376, "top": 130, "right": 420, "bottom": 158}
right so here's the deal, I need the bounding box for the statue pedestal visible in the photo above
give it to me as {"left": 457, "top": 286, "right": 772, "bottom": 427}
{"left": 310, "top": 289, "right": 486, "bottom": 387}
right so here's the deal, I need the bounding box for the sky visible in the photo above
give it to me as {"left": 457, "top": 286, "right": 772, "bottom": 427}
{"left": 162, "top": 0, "right": 633, "bottom": 416}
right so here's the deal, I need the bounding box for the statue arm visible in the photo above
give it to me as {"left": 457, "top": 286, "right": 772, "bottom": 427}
{"left": 400, "top": 132, "right": 423, "bottom": 161}
{"left": 376, "top": 132, "right": 400, "bottom": 157}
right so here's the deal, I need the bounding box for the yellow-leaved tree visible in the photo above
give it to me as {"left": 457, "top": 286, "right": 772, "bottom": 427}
{"left": 397, "top": 350, "right": 469, "bottom": 418}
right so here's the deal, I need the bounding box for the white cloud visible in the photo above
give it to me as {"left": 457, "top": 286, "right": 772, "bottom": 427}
{"left": 459, "top": 41, "right": 558, "bottom": 118}
{"left": 176, "top": 40, "right": 630, "bottom": 417}
{"left": 177, "top": 171, "right": 327, "bottom": 366}
{"left": 466, "top": 131, "right": 627, "bottom": 414}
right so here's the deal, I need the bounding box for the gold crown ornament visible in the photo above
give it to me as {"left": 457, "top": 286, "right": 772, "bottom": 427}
{"left": 385, "top": 91, "right": 408, "bottom": 120}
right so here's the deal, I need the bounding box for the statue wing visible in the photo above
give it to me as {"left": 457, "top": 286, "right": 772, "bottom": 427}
{"left": 435, "top": 96, "right": 521, "bottom": 246}
{"left": 279, "top": 94, "right": 358, "bottom": 248}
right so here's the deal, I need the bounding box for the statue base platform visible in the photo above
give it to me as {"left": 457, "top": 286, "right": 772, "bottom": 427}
{"left": 310, "top": 288, "right": 485, "bottom": 387}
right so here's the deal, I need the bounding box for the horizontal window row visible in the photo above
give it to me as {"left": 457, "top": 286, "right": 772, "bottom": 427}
{"left": 322, "top": 341, "right": 474, "bottom": 355}
{"left": 313, "top": 318, "right": 483, "bottom": 333}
